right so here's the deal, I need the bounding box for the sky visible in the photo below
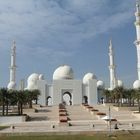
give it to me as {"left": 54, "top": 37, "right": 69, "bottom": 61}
{"left": 0, "top": 0, "right": 138, "bottom": 88}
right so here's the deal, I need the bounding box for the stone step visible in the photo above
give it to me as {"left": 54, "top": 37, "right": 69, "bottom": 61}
{"left": 65, "top": 105, "right": 95, "bottom": 121}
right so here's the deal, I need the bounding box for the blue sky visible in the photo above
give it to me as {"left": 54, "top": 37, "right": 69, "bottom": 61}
{"left": 0, "top": 0, "right": 138, "bottom": 88}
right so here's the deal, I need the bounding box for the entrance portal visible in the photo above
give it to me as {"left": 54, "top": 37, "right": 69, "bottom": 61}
{"left": 46, "top": 96, "right": 52, "bottom": 106}
{"left": 83, "top": 96, "right": 88, "bottom": 104}
{"left": 62, "top": 92, "right": 72, "bottom": 105}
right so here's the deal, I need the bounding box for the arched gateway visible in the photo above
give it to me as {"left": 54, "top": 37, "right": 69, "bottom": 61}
{"left": 62, "top": 92, "right": 72, "bottom": 105}
{"left": 46, "top": 96, "right": 52, "bottom": 106}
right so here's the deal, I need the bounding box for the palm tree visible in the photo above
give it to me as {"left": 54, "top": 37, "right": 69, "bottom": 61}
{"left": 24, "top": 90, "right": 33, "bottom": 108}
{"left": 0, "top": 88, "right": 40, "bottom": 116}
{"left": 8, "top": 90, "right": 26, "bottom": 115}
{"left": 135, "top": 88, "right": 140, "bottom": 113}
{"left": 17, "top": 90, "right": 25, "bottom": 115}
{"left": 24, "top": 89, "right": 40, "bottom": 108}
{"left": 103, "top": 89, "right": 111, "bottom": 103}
{"left": 113, "top": 86, "right": 125, "bottom": 107}
{"left": 125, "top": 88, "right": 135, "bottom": 107}
{"left": 31, "top": 89, "right": 40, "bottom": 104}
{"left": 0, "top": 88, "right": 8, "bottom": 116}
{"left": 5, "top": 90, "right": 10, "bottom": 115}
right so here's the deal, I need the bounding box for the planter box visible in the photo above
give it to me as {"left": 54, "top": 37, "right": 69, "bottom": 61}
{"left": 59, "top": 116, "right": 68, "bottom": 123}
{"left": 0, "top": 115, "right": 27, "bottom": 125}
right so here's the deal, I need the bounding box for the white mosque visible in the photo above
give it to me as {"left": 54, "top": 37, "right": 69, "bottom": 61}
{"left": 6, "top": 39, "right": 121, "bottom": 106}
{"left": 7, "top": 40, "right": 105, "bottom": 106}
{"left": 7, "top": 1, "right": 140, "bottom": 106}
{"left": 26, "top": 66, "right": 98, "bottom": 106}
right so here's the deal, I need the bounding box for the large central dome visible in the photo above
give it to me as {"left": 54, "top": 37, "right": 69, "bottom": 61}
{"left": 53, "top": 65, "right": 74, "bottom": 80}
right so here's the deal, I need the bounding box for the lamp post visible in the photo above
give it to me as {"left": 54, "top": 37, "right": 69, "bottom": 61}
{"left": 109, "top": 106, "right": 111, "bottom": 136}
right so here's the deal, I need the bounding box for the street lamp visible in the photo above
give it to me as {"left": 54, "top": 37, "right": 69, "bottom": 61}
{"left": 108, "top": 106, "right": 111, "bottom": 136}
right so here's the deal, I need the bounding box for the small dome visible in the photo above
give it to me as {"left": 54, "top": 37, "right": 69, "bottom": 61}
{"left": 133, "top": 80, "right": 140, "bottom": 89}
{"left": 117, "top": 80, "right": 123, "bottom": 87}
{"left": 97, "top": 80, "right": 104, "bottom": 89}
{"left": 27, "top": 73, "right": 39, "bottom": 83}
{"left": 7, "top": 81, "right": 16, "bottom": 90}
{"left": 83, "top": 73, "right": 97, "bottom": 85}
{"left": 53, "top": 65, "right": 74, "bottom": 80}
{"left": 27, "top": 73, "right": 39, "bottom": 90}
{"left": 39, "top": 74, "right": 44, "bottom": 80}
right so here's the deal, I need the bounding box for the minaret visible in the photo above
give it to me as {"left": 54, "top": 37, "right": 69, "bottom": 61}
{"left": 7, "top": 41, "right": 17, "bottom": 90}
{"left": 134, "top": 0, "right": 140, "bottom": 80}
{"left": 108, "top": 40, "right": 117, "bottom": 90}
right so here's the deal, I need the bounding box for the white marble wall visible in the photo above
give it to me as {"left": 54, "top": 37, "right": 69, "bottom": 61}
{"left": 52, "top": 80, "right": 82, "bottom": 105}
{"left": 37, "top": 79, "right": 97, "bottom": 106}
{"left": 88, "top": 79, "right": 97, "bottom": 105}
{"left": 37, "top": 80, "right": 47, "bottom": 106}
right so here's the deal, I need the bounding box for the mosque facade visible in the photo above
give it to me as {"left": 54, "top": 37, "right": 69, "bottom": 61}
{"left": 26, "top": 65, "right": 104, "bottom": 106}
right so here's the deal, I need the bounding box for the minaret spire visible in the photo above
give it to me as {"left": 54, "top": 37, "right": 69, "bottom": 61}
{"left": 7, "top": 40, "right": 17, "bottom": 90}
{"left": 108, "top": 40, "right": 117, "bottom": 90}
{"left": 134, "top": 0, "right": 140, "bottom": 80}
{"left": 136, "top": 0, "right": 140, "bottom": 12}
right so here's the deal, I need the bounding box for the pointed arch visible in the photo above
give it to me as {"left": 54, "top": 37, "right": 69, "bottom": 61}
{"left": 46, "top": 96, "right": 52, "bottom": 106}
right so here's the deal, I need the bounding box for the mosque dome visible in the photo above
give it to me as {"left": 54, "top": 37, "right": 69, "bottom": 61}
{"left": 7, "top": 81, "right": 16, "bottom": 90}
{"left": 97, "top": 80, "right": 104, "bottom": 89}
{"left": 133, "top": 80, "right": 140, "bottom": 89}
{"left": 27, "top": 73, "right": 40, "bottom": 90}
{"left": 53, "top": 65, "right": 74, "bottom": 80}
{"left": 117, "top": 80, "right": 123, "bottom": 87}
{"left": 27, "top": 73, "right": 39, "bottom": 83}
{"left": 83, "top": 73, "right": 97, "bottom": 85}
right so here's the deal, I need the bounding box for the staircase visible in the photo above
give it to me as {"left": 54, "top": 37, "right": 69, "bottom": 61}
{"left": 65, "top": 105, "right": 98, "bottom": 121}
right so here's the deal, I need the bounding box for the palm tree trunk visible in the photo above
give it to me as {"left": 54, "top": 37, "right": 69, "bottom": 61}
{"left": 114, "top": 97, "right": 115, "bottom": 103}
{"left": 29, "top": 101, "right": 32, "bottom": 108}
{"left": 6, "top": 101, "right": 8, "bottom": 116}
{"left": 2, "top": 95, "right": 5, "bottom": 116}
{"left": 2, "top": 104, "right": 5, "bottom": 116}
{"left": 120, "top": 93, "right": 123, "bottom": 107}
{"left": 20, "top": 103, "right": 23, "bottom": 115}
{"left": 138, "top": 99, "right": 140, "bottom": 113}
{"left": 18, "top": 102, "right": 20, "bottom": 115}
{"left": 117, "top": 99, "right": 119, "bottom": 107}
{"left": 132, "top": 99, "right": 135, "bottom": 106}
{"left": 128, "top": 98, "right": 131, "bottom": 107}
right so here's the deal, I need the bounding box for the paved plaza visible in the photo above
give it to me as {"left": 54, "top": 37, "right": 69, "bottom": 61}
{"left": 0, "top": 104, "right": 140, "bottom": 134}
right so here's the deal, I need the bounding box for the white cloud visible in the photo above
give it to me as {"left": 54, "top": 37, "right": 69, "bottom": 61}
{"left": 0, "top": 0, "right": 134, "bottom": 52}
{"left": 0, "top": 0, "right": 135, "bottom": 64}
{"left": 0, "top": 0, "right": 137, "bottom": 86}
